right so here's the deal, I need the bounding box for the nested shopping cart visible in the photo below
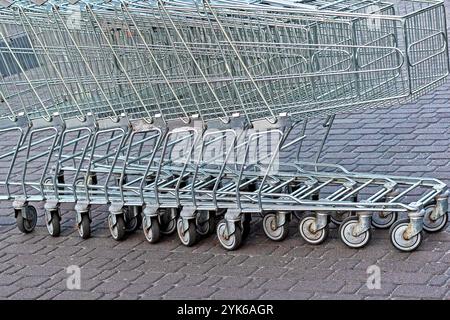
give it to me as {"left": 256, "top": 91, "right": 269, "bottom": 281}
{"left": 0, "top": 0, "right": 448, "bottom": 252}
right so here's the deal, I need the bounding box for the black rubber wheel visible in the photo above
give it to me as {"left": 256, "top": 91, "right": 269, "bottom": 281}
{"left": 371, "top": 211, "right": 397, "bottom": 229}
{"left": 125, "top": 207, "right": 142, "bottom": 232}
{"left": 262, "top": 213, "right": 289, "bottom": 241}
{"left": 217, "top": 219, "right": 243, "bottom": 251}
{"left": 330, "top": 211, "right": 353, "bottom": 226}
{"left": 298, "top": 213, "right": 329, "bottom": 245}
{"left": 143, "top": 216, "right": 161, "bottom": 244}
{"left": 45, "top": 210, "right": 61, "bottom": 237}
{"left": 196, "top": 211, "right": 216, "bottom": 236}
{"left": 177, "top": 218, "right": 198, "bottom": 247}
{"left": 339, "top": 216, "right": 371, "bottom": 249}
{"left": 389, "top": 218, "right": 423, "bottom": 252}
{"left": 108, "top": 214, "right": 126, "bottom": 241}
{"left": 423, "top": 206, "right": 448, "bottom": 233}
{"left": 160, "top": 208, "right": 178, "bottom": 235}
{"left": 78, "top": 214, "right": 91, "bottom": 239}
{"left": 16, "top": 206, "right": 38, "bottom": 234}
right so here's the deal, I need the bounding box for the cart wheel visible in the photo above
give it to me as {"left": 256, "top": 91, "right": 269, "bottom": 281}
{"left": 143, "top": 216, "right": 161, "bottom": 244}
{"left": 78, "top": 214, "right": 91, "bottom": 239}
{"left": 217, "top": 219, "right": 242, "bottom": 251}
{"left": 160, "top": 208, "right": 178, "bottom": 235}
{"left": 298, "top": 213, "right": 328, "bottom": 245}
{"left": 423, "top": 206, "right": 448, "bottom": 233}
{"left": 45, "top": 210, "right": 61, "bottom": 237}
{"left": 371, "top": 211, "right": 397, "bottom": 229}
{"left": 125, "top": 207, "right": 142, "bottom": 232}
{"left": 330, "top": 211, "right": 352, "bottom": 226}
{"left": 339, "top": 216, "right": 371, "bottom": 249}
{"left": 389, "top": 219, "right": 423, "bottom": 252}
{"left": 16, "top": 205, "right": 38, "bottom": 234}
{"left": 126, "top": 215, "right": 141, "bottom": 232}
{"left": 161, "top": 218, "right": 177, "bottom": 235}
{"left": 177, "top": 218, "right": 198, "bottom": 247}
{"left": 108, "top": 214, "right": 126, "bottom": 241}
{"left": 196, "top": 211, "right": 216, "bottom": 236}
{"left": 241, "top": 213, "right": 251, "bottom": 240}
{"left": 263, "top": 213, "right": 289, "bottom": 241}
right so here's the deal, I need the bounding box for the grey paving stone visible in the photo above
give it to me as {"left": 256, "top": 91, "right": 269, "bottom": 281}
{"left": 13, "top": 276, "right": 49, "bottom": 288}
{"left": 9, "top": 288, "right": 48, "bottom": 300}
{"left": 53, "top": 290, "right": 104, "bottom": 300}
{"left": 392, "top": 285, "right": 447, "bottom": 299}
{"left": 260, "top": 278, "right": 298, "bottom": 291}
{"left": 141, "top": 284, "right": 173, "bottom": 297}
{"left": 0, "top": 285, "right": 21, "bottom": 298}
{"left": 93, "top": 280, "right": 130, "bottom": 294}
{"left": 211, "top": 288, "right": 265, "bottom": 300}
{"left": 207, "top": 265, "right": 258, "bottom": 277}
{"left": 0, "top": 274, "right": 21, "bottom": 286}
{"left": 291, "top": 280, "right": 345, "bottom": 294}
{"left": 164, "top": 285, "right": 217, "bottom": 299}
{"left": 259, "top": 290, "right": 313, "bottom": 300}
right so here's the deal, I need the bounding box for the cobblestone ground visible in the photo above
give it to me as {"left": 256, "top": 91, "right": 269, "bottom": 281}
{"left": 1, "top": 5, "right": 450, "bottom": 301}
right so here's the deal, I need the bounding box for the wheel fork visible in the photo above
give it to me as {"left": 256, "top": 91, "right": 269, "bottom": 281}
{"left": 44, "top": 200, "right": 60, "bottom": 223}
{"left": 224, "top": 210, "right": 241, "bottom": 237}
{"left": 351, "top": 213, "right": 372, "bottom": 237}
{"left": 403, "top": 210, "right": 425, "bottom": 240}
{"left": 74, "top": 201, "right": 90, "bottom": 225}
{"left": 430, "top": 191, "right": 449, "bottom": 221}
{"left": 273, "top": 211, "right": 289, "bottom": 229}
{"left": 180, "top": 207, "right": 196, "bottom": 235}
{"left": 143, "top": 205, "right": 159, "bottom": 229}
{"left": 310, "top": 212, "right": 328, "bottom": 233}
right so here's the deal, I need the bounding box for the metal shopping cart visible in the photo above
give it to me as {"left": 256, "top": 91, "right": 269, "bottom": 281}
{"left": 0, "top": 0, "right": 448, "bottom": 252}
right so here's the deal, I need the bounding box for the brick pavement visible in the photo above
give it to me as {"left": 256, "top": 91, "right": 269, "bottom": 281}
{"left": 1, "top": 2, "right": 450, "bottom": 300}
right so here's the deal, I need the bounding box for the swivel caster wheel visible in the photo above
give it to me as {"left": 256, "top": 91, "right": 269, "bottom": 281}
{"left": 423, "top": 206, "right": 448, "bottom": 233}
{"left": 339, "top": 216, "right": 371, "bottom": 249}
{"left": 371, "top": 211, "right": 397, "bottom": 229}
{"left": 390, "top": 219, "right": 423, "bottom": 252}
{"left": 330, "top": 211, "right": 352, "bottom": 226}
{"left": 298, "top": 213, "right": 328, "bottom": 245}
{"left": 160, "top": 208, "right": 178, "bottom": 235}
{"left": 177, "top": 218, "right": 198, "bottom": 247}
{"left": 143, "top": 216, "right": 160, "bottom": 244}
{"left": 263, "top": 213, "right": 289, "bottom": 241}
{"left": 196, "top": 211, "right": 216, "bottom": 236}
{"left": 108, "top": 214, "right": 126, "bottom": 241}
{"left": 45, "top": 209, "right": 61, "bottom": 237}
{"left": 124, "top": 206, "right": 142, "bottom": 232}
{"left": 16, "top": 205, "right": 38, "bottom": 234}
{"left": 216, "top": 219, "right": 242, "bottom": 251}
{"left": 78, "top": 214, "right": 91, "bottom": 239}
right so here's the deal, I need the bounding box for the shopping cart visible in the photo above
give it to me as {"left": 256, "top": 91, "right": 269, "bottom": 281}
{"left": 0, "top": 0, "right": 448, "bottom": 252}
